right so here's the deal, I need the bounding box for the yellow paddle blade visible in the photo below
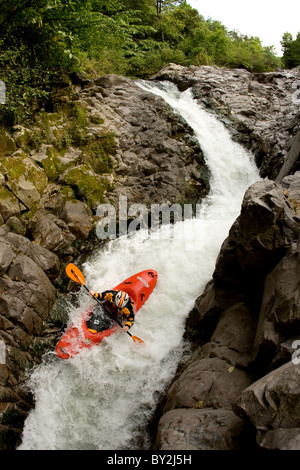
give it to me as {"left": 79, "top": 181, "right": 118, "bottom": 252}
{"left": 65, "top": 263, "right": 85, "bottom": 285}
{"left": 131, "top": 334, "right": 144, "bottom": 345}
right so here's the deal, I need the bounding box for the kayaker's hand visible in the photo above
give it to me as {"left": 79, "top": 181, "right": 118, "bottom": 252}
{"left": 89, "top": 290, "right": 95, "bottom": 297}
{"left": 122, "top": 325, "right": 129, "bottom": 333}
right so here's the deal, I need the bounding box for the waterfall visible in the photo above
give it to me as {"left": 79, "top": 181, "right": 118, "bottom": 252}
{"left": 18, "top": 82, "right": 260, "bottom": 450}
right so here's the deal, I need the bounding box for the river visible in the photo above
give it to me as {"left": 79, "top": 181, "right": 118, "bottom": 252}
{"left": 18, "top": 81, "right": 260, "bottom": 450}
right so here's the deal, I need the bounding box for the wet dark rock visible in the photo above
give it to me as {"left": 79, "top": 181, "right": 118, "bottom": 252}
{"left": 156, "top": 172, "right": 300, "bottom": 450}
{"left": 155, "top": 407, "right": 247, "bottom": 450}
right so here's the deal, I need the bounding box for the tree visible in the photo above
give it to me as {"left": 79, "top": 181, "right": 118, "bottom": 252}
{"left": 281, "top": 32, "right": 300, "bottom": 68}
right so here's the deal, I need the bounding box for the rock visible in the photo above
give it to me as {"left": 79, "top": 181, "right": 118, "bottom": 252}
{"left": 59, "top": 200, "right": 92, "bottom": 239}
{"left": 257, "top": 428, "right": 300, "bottom": 450}
{"left": 4, "top": 233, "right": 59, "bottom": 277}
{"left": 7, "top": 254, "right": 55, "bottom": 319}
{"left": 30, "top": 144, "right": 82, "bottom": 182}
{"left": 0, "top": 253, "right": 55, "bottom": 337}
{"left": 58, "top": 164, "right": 109, "bottom": 209}
{"left": 191, "top": 176, "right": 300, "bottom": 335}
{"left": 0, "top": 240, "right": 15, "bottom": 274}
{"left": 276, "top": 129, "right": 300, "bottom": 182}
{"left": 233, "top": 361, "right": 300, "bottom": 449}
{"left": 155, "top": 408, "right": 246, "bottom": 450}
{"left": 12, "top": 125, "right": 34, "bottom": 149}
{"left": 0, "top": 129, "right": 17, "bottom": 157}
{"left": 0, "top": 155, "right": 48, "bottom": 209}
{"left": 282, "top": 171, "right": 300, "bottom": 214}
{"left": 214, "top": 179, "right": 300, "bottom": 292}
{"left": 164, "top": 356, "right": 251, "bottom": 411}
{"left": 6, "top": 216, "right": 26, "bottom": 235}
{"left": 0, "top": 186, "right": 21, "bottom": 222}
{"left": 252, "top": 240, "right": 300, "bottom": 366}
{"left": 81, "top": 75, "right": 210, "bottom": 208}
{"left": 28, "top": 211, "right": 76, "bottom": 254}
{"left": 208, "top": 302, "right": 257, "bottom": 368}
{"left": 94, "top": 74, "right": 131, "bottom": 89}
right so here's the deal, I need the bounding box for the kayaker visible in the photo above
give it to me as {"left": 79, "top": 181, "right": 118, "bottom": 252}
{"left": 88, "top": 289, "right": 135, "bottom": 333}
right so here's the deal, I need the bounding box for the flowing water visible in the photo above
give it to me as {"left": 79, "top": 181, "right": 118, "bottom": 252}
{"left": 18, "top": 82, "right": 260, "bottom": 450}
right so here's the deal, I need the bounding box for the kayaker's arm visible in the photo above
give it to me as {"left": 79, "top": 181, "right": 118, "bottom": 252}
{"left": 120, "top": 304, "right": 135, "bottom": 330}
{"left": 89, "top": 290, "right": 114, "bottom": 302}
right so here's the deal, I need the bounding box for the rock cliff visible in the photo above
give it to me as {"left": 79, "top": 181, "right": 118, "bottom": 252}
{"left": 0, "top": 64, "right": 299, "bottom": 449}
{"left": 155, "top": 174, "right": 300, "bottom": 450}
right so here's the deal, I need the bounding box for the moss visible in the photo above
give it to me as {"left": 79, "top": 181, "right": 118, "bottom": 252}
{"left": 0, "top": 128, "right": 17, "bottom": 157}
{"left": 60, "top": 164, "right": 110, "bottom": 208}
{"left": 31, "top": 105, "right": 88, "bottom": 152}
{"left": 40, "top": 152, "right": 61, "bottom": 182}
{"left": 0, "top": 155, "right": 48, "bottom": 195}
{"left": 90, "top": 115, "right": 105, "bottom": 125}
{"left": 71, "top": 101, "right": 88, "bottom": 128}
{"left": 0, "top": 186, "right": 20, "bottom": 220}
{"left": 82, "top": 132, "right": 116, "bottom": 174}
{"left": 60, "top": 185, "right": 76, "bottom": 199}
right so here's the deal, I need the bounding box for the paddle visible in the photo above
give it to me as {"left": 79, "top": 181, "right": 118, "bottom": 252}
{"left": 65, "top": 263, "right": 144, "bottom": 344}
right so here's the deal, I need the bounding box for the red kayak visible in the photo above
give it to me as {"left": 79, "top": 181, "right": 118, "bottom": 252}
{"left": 55, "top": 269, "right": 158, "bottom": 359}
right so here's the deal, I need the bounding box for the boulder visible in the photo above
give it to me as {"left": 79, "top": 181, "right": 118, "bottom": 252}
{"left": 233, "top": 361, "right": 300, "bottom": 449}
{"left": 28, "top": 211, "right": 76, "bottom": 254}
{"left": 0, "top": 129, "right": 17, "bottom": 158}
{"left": 0, "top": 155, "right": 48, "bottom": 209}
{"left": 0, "top": 240, "right": 15, "bottom": 274}
{"left": 4, "top": 233, "right": 59, "bottom": 277}
{"left": 164, "top": 356, "right": 251, "bottom": 411}
{"left": 251, "top": 240, "right": 300, "bottom": 365}
{"left": 59, "top": 200, "right": 92, "bottom": 239}
{"left": 7, "top": 254, "right": 55, "bottom": 318}
{"left": 0, "top": 186, "right": 21, "bottom": 222}
{"left": 155, "top": 408, "right": 246, "bottom": 450}
{"left": 0, "top": 252, "right": 55, "bottom": 337}
{"left": 214, "top": 179, "right": 300, "bottom": 292}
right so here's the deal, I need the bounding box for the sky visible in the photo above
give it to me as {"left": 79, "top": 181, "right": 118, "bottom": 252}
{"left": 187, "top": 0, "right": 300, "bottom": 55}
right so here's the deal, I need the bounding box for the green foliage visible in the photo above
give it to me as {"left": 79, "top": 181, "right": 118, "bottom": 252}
{"left": 0, "top": 0, "right": 284, "bottom": 124}
{"left": 281, "top": 32, "right": 300, "bottom": 68}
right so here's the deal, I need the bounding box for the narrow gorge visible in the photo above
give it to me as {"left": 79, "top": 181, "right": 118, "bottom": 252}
{"left": 0, "top": 64, "right": 299, "bottom": 450}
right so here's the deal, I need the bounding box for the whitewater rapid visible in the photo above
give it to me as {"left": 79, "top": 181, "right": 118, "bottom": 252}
{"left": 19, "top": 82, "right": 260, "bottom": 450}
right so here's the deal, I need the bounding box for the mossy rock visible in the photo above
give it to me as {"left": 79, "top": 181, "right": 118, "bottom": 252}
{"left": 11, "top": 125, "right": 38, "bottom": 152}
{"left": 38, "top": 146, "right": 77, "bottom": 182}
{"left": 0, "top": 186, "right": 21, "bottom": 221}
{"left": 41, "top": 156, "right": 60, "bottom": 182}
{"left": 0, "top": 155, "right": 48, "bottom": 209}
{"left": 0, "top": 128, "right": 17, "bottom": 157}
{"left": 59, "top": 164, "right": 110, "bottom": 208}
{"left": 82, "top": 132, "right": 116, "bottom": 174}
